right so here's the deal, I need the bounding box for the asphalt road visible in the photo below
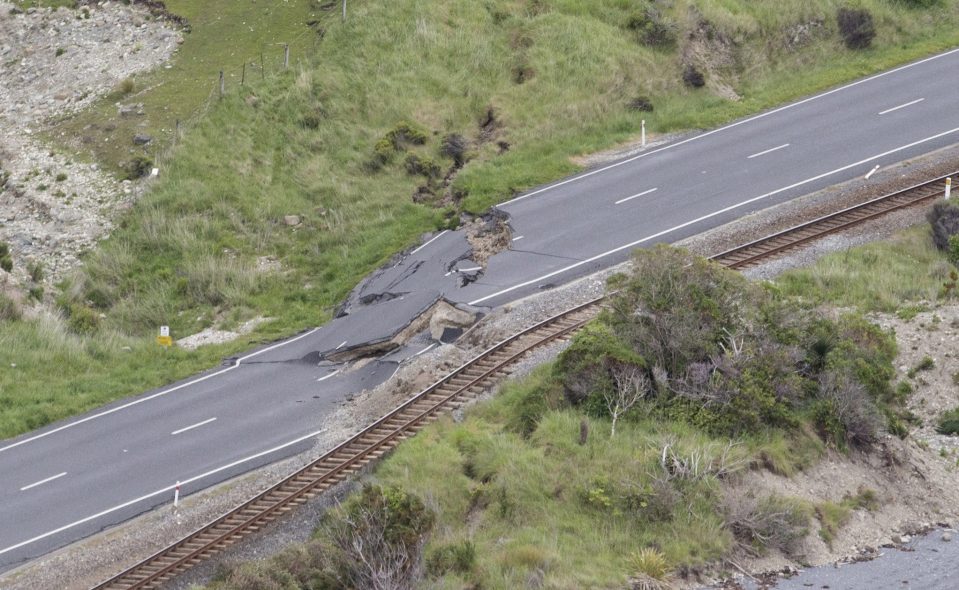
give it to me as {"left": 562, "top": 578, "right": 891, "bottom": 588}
{"left": 3, "top": 47, "right": 959, "bottom": 573}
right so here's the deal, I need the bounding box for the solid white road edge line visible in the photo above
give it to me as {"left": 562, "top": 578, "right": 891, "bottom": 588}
{"left": 879, "top": 98, "right": 925, "bottom": 115}
{"left": 469, "top": 126, "right": 959, "bottom": 306}
{"left": 316, "top": 370, "right": 341, "bottom": 382}
{"left": 512, "top": 235, "right": 524, "bottom": 241}
{"left": 0, "top": 428, "right": 327, "bottom": 557}
{"left": 497, "top": 48, "right": 959, "bottom": 208}
{"left": 170, "top": 417, "right": 217, "bottom": 436}
{"left": 0, "top": 328, "right": 322, "bottom": 455}
{"left": 747, "top": 143, "right": 790, "bottom": 159}
{"left": 20, "top": 472, "right": 67, "bottom": 492}
{"left": 410, "top": 230, "right": 448, "bottom": 255}
{"left": 615, "top": 187, "right": 658, "bottom": 205}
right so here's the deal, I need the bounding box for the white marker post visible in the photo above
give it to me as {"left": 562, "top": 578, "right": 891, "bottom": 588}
{"left": 174, "top": 481, "right": 180, "bottom": 508}
{"left": 641, "top": 120, "right": 646, "bottom": 148}
{"left": 865, "top": 165, "right": 880, "bottom": 180}
{"left": 946, "top": 177, "right": 952, "bottom": 200}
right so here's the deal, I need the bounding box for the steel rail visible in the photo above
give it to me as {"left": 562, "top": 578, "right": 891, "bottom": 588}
{"left": 711, "top": 172, "right": 955, "bottom": 269}
{"left": 92, "top": 172, "right": 955, "bottom": 589}
{"left": 92, "top": 297, "right": 603, "bottom": 590}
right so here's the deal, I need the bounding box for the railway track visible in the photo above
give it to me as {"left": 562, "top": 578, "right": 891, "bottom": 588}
{"left": 92, "top": 173, "right": 953, "bottom": 590}
{"left": 711, "top": 172, "right": 954, "bottom": 269}
{"left": 92, "top": 299, "right": 601, "bottom": 590}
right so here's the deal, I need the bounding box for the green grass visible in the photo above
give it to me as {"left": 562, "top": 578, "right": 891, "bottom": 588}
{"left": 209, "top": 364, "right": 828, "bottom": 589}
{"left": 776, "top": 225, "right": 957, "bottom": 312}
{"left": 5, "top": 0, "right": 959, "bottom": 439}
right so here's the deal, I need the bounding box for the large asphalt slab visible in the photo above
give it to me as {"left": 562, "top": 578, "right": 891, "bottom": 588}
{"left": 3, "top": 47, "right": 959, "bottom": 573}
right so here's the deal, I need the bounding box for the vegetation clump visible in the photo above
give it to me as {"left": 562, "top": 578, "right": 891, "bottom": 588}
{"left": 0, "top": 242, "right": 12, "bottom": 273}
{"left": 937, "top": 406, "right": 959, "bottom": 435}
{"left": 837, "top": 8, "right": 876, "bottom": 50}
{"left": 557, "top": 246, "right": 898, "bottom": 449}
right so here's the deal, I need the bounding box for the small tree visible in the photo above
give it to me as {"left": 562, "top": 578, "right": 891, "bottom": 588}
{"left": 605, "top": 363, "right": 649, "bottom": 436}
{"left": 323, "top": 484, "right": 434, "bottom": 590}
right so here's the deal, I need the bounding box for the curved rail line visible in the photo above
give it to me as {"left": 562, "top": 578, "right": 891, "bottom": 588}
{"left": 92, "top": 298, "right": 602, "bottom": 590}
{"left": 711, "top": 172, "right": 955, "bottom": 269}
{"left": 93, "top": 173, "right": 953, "bottom": 589}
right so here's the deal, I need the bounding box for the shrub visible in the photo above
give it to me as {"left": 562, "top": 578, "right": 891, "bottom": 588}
{"left": 0, "top": 294, "right": 20, "bottom": 321}
{"left": 404, "top": 154, "right": 442, "bottom": 179}
{"left": 319, "top": 484, "right": 434, "bottom": 589}
{"left": 627, "top": 96, "right": 654, "bottom": 112}
{"left": 55, "top": 47, "right": 65, "bottom": 57}
{"left": 937, "top": 406, "right": 959, "bottom": 435}
{"left": 67, "top": 303, "right": 100, "bottom": 335}
{"left": 837, "top": 8, "right": 875, "bottom": 50}
{"left": 426, "top": 540, "right": 475, "bottom": 576}
{"left": 907, "top": 355, "right": 935, "bottom": 378}
{"left": 683, "top": 64, "right": 706, "bottom": 88}
{"left": 372, "top": 121, "right": 429, "bottom": 166}
{"left": 27, "top": 261, "right": 43, "bottom": 283}
{"left": 440, "top": 133, "right": 468, "bottom": 167}
{"left": 724, "top": 493, "right": 811, "bottom": 558}
{"left": 626, "top": 7, "right": 677, "bottom": 49}
{"left": 0, "top": 243, "right": 11, "bottom": 272}
{"left": 927, "top": 201, "right": 959, "bottom": 251}
{"left": 55, "top": 172, "right": 67, "bottom": 182}
{"left": 117, "top": 77, "right": 135, "bottom": 96}
{"left": 124, "top": 155, "right": 153, "bottom": 180}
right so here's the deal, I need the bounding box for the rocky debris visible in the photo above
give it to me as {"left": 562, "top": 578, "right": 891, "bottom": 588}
{"left": 283, "top": 214, "right": 301, "bottom": 227}
{"left": 132, "top": 133, "right": 152, "bottom": 145}
{"left": 176, "top": 317, "right": 269, "bottom": 351}
{"left": 428, "top": 300, "right": 477, "bottom": 342}
{"left": 462, "top": 211, "right": 511, "bottom": 268}
{"left": 0, "top": 1, "right": 178, "bottom": 289}
{"left": 0, "top": 1, "right": 179, "bottom": 125}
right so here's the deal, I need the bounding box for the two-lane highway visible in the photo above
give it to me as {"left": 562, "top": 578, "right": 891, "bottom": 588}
{"left": 3, "top": 46, "right": 959, "bottom": 574}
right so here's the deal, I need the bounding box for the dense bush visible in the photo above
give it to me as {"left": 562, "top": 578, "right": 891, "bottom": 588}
{"left": 837, "top": 8, "right": 876, "bottom": 50}
{"left": 626, "top": 7, "right": 677, "bottom": 49}
{"left": 318, "top": 484, "right": 435, "bottom": 589}
{"left": 124, "top": 155, "right": 153, "bottom": 180}
{"left": 927, "top": 201, "right": 959, "bottom": 251}
{"left": 683, "top": 64, "right": 706, "bottom": 88}
{"left": 556, "top": 246, "right": 898, "bottom": 447}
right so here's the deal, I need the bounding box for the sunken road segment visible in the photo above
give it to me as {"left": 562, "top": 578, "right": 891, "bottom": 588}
{"left": 91, "top": 172, "right": 955, "bottom": 589}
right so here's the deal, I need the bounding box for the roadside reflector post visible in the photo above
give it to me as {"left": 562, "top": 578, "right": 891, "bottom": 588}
{"left": 174, "top": 481, "right": 180, "bottom": 508}
{"left": 641, "top": 119, "right": 646, "bottom": 148}
{"left": 947, "top": 177, "right": 952, "bottom": 200}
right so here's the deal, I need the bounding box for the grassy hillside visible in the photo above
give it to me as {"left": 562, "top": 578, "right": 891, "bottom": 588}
{"left": 3, "top": 0, "right": 959, "bottom": 438}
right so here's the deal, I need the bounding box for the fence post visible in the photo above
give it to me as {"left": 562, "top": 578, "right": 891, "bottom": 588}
{"left": 284, "top": 44, "right": 290, "bottom": 69}
{"left": 260, "top": 50, "right": 265, "bottom": 80}
{"left": 241, "top": 62, "right": 246, "bottom": 86}
{"left": 219, "top": 70, "right": 224, "bottom": 98}
{"left": 342, "top": 0, "right": 346, "bottom": 22}
{"left": 947, "top": 177, "right": 953, "bottom": 201}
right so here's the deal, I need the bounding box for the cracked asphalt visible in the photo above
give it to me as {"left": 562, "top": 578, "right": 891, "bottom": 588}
{"left": 3, "top": 47, "right": 959, "bottom": 571}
